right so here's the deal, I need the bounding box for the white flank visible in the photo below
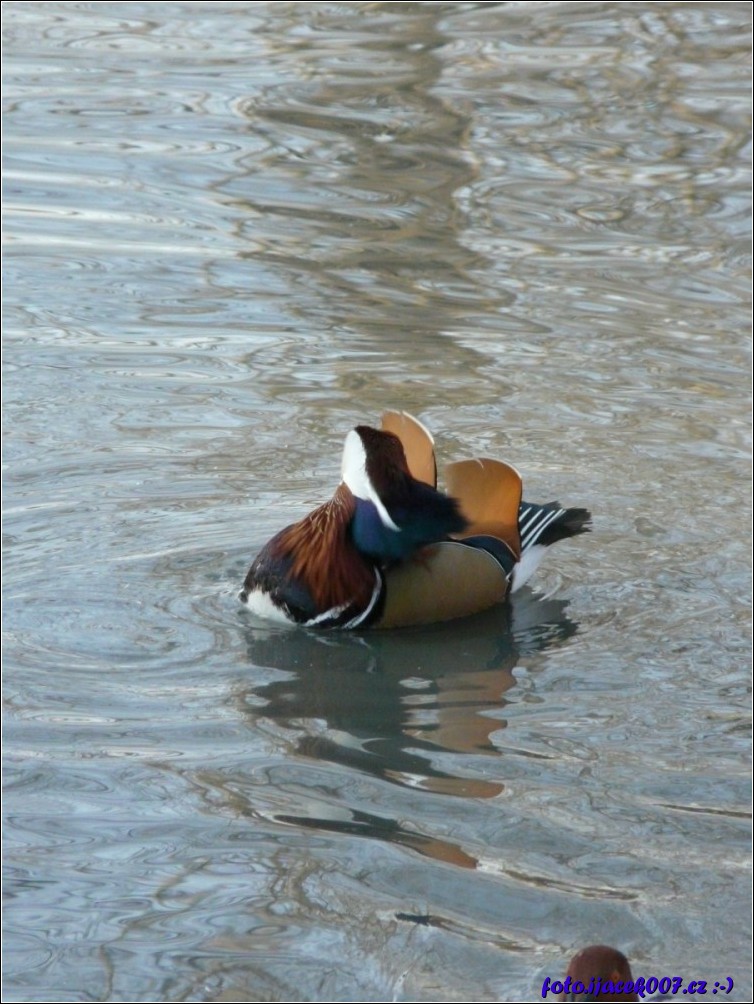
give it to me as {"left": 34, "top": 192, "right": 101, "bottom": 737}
{"left": 341, "top": 429, "right": 400, "bottom": 531}
{"left": 243, "top": 588, "right": 294, "bottom": 625}
{"left": 510, "top": 544, "right": 547, "bottom": 593}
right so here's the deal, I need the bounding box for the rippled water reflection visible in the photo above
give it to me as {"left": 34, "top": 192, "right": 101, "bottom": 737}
{"left": 3, "top": 2, "right": 751, "bottom": 1001}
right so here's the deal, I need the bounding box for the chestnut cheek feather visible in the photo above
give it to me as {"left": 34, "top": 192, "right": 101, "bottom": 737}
{"left": 276, "top": 484, "right": 376, "bottom": 611}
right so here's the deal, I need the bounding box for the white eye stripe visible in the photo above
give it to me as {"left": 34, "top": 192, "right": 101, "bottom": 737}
{"left": 341, "top": 429, "right": 400, "bottom": 532}
{"left": 369, "top": 493, "right": 400, "bottom": 532}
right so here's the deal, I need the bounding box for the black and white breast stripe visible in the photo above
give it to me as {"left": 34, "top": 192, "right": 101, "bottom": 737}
{"left": 301, "top": 566, "right": 385, "bottom": 630}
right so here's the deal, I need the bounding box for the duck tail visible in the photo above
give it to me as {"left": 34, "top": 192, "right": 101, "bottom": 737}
{"left": 511, "top": 503, "right": 592, "bottom": 593}
{"left": 519, "top": 502, "right": 591, "bottom": 551}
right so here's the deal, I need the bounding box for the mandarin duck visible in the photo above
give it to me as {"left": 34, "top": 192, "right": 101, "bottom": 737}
{"left": 240, "top": 412, "right": 591, "bottom": 628}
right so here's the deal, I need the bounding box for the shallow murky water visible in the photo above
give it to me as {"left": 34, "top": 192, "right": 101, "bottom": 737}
{"left": 3, "top": 2, "right": 751, "bottom": 1001}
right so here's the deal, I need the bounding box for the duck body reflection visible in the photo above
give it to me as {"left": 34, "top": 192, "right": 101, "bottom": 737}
{"left": 233, "top": 589, "right": 578, "bottom": 869}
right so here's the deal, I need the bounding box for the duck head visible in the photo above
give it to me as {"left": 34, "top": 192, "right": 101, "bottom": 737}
{"left": 560, "top": 945, "right": 638, "bottom": 1001}
{"left": 341, "top": 424, "right": 467, "bottom": 564}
